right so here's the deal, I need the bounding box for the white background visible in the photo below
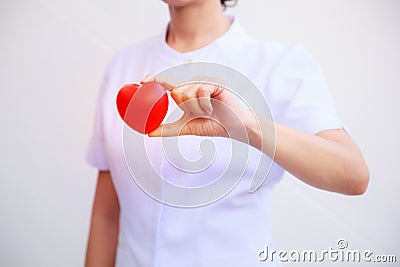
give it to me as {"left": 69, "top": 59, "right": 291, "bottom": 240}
{"left": 1, "top": 0, "right": 399, "bottom": 266}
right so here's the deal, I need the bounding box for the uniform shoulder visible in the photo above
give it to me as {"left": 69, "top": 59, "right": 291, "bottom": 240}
{"left": 246, "top": 38, "right": 316, "bottom": 73}
{"left": 257, "top": 39, "right": 309, "bottom": 64}
{"left": 107, "top": 34, "right": 161, "bottom": 68}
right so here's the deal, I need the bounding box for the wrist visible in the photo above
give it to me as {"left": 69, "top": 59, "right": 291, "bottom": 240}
{"left": 243, "top": 110, "right": 276, "bottom": 158}
{"left": 227, "top": 109, "right": 262, "bottom": 148}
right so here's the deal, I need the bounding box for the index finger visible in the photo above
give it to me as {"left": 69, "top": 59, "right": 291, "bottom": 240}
{"left": 141, "top": 74, "right": 183, "bottom": 91}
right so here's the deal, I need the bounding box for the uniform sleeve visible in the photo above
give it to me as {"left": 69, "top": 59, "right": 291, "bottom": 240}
{"left": 86, "top": 65, "right": 111, "bottom": 171}
{"left": 268, "top": 45, "right": 344, "bottom": 134}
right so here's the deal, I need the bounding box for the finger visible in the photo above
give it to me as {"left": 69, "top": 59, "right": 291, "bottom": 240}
{"left": 140, "top": 74, "right": 154, "bottom": 84}
{"left": 197, "top": 86, "right": 213, "bottom": 115}
{"left": 153, "top": 74, "right": 182, "bottom": 91}
{"left": 189, "top": 76, "right": 224, "bottom": 85}
{"left": 182, "top": 84, "right": 209, "bottom": 116}
{"left": 170, "top": 87, "right": 191, "bottom": 113}
{"left": 189, "top": 76, "right": 208, "bottom": 83}
{"left": 208, "top": 77, "right": 226, "bottom": 86}
{"left": 140, "top": 74, "right": 183, "bottom": 91}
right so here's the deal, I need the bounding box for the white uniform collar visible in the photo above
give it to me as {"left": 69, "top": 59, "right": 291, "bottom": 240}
{"left": 155, "top": 15, "right": 250, "bottom": 66}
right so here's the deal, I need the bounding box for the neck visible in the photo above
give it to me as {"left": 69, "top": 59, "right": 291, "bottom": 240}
{"left": 167, "top": 1, "right": 231, "bottom": 52}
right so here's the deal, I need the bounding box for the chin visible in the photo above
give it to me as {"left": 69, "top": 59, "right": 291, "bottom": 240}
{"left": 162, "top": 0, "right": 207, "bottom": 7}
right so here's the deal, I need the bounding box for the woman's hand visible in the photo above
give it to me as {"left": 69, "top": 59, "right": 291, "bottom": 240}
{"left": 143, "top": 75, "right": 259, "bottom": 141}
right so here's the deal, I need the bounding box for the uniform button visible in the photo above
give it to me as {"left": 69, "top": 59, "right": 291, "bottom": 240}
{"left": 184, "top": 59, "right": 192, "bottom": 64}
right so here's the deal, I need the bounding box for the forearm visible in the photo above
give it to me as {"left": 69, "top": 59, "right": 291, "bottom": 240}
{"left": 85, "top": 213, "right": 119, "bottom": 267}
{"left": 85, "top": 171, "right": 120, "bottom": 267}
{"left": 246, "top": 116, "right": 369, "bottom": 195}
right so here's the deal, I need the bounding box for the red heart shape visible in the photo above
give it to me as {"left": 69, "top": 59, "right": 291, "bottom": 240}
{"left": 116, "top": 81, "right": 168, "bottom": 134}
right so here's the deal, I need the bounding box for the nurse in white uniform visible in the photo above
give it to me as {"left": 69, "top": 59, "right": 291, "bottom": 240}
{"left": 85, "top": 1, "right": 370, "bottom": 266}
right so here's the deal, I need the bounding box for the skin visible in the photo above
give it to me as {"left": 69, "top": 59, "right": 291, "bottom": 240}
{"left": 163, "top": 0, "right": 231, "bottom": 52}
{"left": 85, "top": 171, "right": 119, "bottom": 267}
{"left": 85, "top": 0, "right": 369, "bottom": 266}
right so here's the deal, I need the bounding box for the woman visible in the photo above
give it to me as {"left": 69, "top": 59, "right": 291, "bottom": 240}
{"left": 85, "top": 0, "right": 369, "bottom": 266}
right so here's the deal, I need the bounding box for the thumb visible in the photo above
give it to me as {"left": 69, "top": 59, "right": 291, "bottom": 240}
{"left": 148, "top": 118, "right": 188, "bottom": 137}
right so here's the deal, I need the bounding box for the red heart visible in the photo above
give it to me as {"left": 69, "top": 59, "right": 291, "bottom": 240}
{"left": 116, "top": 81, "right": 168, "bottom": 134}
